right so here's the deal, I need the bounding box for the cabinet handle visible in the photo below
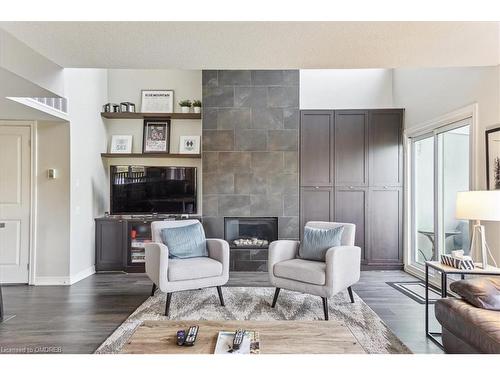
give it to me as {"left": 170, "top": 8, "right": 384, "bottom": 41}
{"left": 349, "top": 186, "right": 354, "bottom": 189}
{"left": 314, "top": 186, "right": 320, "bottom": 189}
{"left": 0, "top": 223, "right": 5, "bottom": 229}
{"left": 384, "top": 186, "right": 389, "bottom": 189}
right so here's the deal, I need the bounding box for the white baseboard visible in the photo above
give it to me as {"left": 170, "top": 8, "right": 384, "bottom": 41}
{"left": 34, "top": 266, "right": 96, "bottom": 286}
{"left": 69, "top": 265, "right": 96, "bottom": 285}
{"left": 34, "top": 276, "right": 71, "bottom": 285}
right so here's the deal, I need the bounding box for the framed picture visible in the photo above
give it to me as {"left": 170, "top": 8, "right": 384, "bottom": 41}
{"left": 141, "top": 89, "right": 174, "bottom": 113}
{"left": 110, "top": 135, "right": 133, "bottom": 153}
{"left": 486, "top": 126, "right": 500, "bottom": 190}
{"left": 143, "top": 119, "right": 170, "bottom": 154}
{"left": 179, "top": 136, "right": 200, "bottom": 154}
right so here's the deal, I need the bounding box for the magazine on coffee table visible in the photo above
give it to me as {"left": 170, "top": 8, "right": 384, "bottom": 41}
{"left": 214, "top": 331, "right": 260, "bottom": 354}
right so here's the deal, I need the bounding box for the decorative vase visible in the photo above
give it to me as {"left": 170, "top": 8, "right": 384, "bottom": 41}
{"left": 193, "top": 106, "right": 201, "bottom": 114}
{"left": 181, "top": 106, "right": 190, "bottom": 113}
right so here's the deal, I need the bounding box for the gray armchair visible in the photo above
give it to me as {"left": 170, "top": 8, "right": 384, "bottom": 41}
{"left": 145, "top": 220, "right": 230, "bottom": 316}
{"left": 268, "top": 221, "right": 361, "bottom": 320}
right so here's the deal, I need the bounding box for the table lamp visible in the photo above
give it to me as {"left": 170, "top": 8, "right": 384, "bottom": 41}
{"left": 456, "top": 190, "right": 500, "bottom": 269}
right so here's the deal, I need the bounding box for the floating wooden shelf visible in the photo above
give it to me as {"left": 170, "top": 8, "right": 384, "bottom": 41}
{"left": 101, "top": 112, "right": 201, "bottom": 120}
{"left": 101, "top": 153, "right": 201, "bottom": 159}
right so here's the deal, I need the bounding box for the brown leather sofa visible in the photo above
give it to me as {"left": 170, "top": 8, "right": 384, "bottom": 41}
{"left": 435, "top": 277, "right": 500, "bottom": 354}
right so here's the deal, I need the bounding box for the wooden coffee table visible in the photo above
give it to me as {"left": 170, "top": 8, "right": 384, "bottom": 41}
{"left": 121, "top": 320, "right": 365, "bottom": 354}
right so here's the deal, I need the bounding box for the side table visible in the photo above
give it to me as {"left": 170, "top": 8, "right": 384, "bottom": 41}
{"left": 425, "top": 261, "right": 500, "bottom": 349}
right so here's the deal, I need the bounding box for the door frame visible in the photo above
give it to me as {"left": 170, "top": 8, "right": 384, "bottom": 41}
{"left": 0, "top": 120, "right": 37, "bottom": 285}
{"left": 403, "top": 104, "right": 478, "bottom": 281}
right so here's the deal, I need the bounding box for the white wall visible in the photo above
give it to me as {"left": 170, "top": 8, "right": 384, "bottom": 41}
{"left": 300, "top": 69, "right": 394, "bottom": 109}
{"left": 393, "top": 66, "right": 500, "bottom": 264}
{"left": 105, "top": 69, "right": 203, "bottom": 213}
{"left": 35, "top": 121, "right": 71, "bottom": 282}
{"left": 64, "top": 69, "right": 108, "bottom": 281}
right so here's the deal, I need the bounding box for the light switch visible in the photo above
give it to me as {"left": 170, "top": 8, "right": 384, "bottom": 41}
{"left": 48, "top": 169, "right": 57, "bottom": 179}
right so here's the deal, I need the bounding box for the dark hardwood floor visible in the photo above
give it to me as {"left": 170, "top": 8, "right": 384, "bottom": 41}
{"left": 0, "top": 270, "right": 442, "bottom": 354}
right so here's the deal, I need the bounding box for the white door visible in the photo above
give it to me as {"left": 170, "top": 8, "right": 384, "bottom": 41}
{"left": 0, "top": 125, "right": 31, "bottom": 283}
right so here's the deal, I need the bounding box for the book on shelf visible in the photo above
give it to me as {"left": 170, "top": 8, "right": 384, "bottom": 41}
{"left": 131, "top": 239, "right": 151, "bottom": 248}
{"left": 214, "top": 331, "right": 260, "bottom": 354}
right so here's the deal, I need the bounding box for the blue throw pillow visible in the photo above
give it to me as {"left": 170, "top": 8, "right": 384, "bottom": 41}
{"left": 161, "top": 222, "right": 208, "bottom": 259}
{"left": 299, "top": 226, "right": 344, "bottom": 261}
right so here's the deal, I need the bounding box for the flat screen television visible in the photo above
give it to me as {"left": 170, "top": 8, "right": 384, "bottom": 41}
{"left": 110, "top": 165, "right": 197, "bottom": 215}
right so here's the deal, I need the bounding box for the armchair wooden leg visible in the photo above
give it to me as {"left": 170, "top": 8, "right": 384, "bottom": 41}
{"left": 216, "top": 286, "right": 225, "bottom": 306}
{"left": 151, "top": 283, "right": 156, "bottom": 297}
{"left": 165, "top": 293, "right": 172, "bottom": 317}
{"left": 271, "top": 288, "right": 281, "bottom": 308}
{"left": 347, "top": 286, "right": 355, "bottom": 303}
{"left": 322, "top": 297, "right": 329, "bottom": 321}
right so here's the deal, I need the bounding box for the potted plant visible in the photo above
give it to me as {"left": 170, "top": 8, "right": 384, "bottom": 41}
{"left": 179, "top": 100, "right": 192, "bottom": 113}
{"left": 192, "top": 100, "right": 202, "bottom": 114}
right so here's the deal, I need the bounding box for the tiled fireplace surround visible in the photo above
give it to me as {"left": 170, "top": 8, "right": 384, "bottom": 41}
{"left": 201, "top": 70, "right": 300, "bottom": 271}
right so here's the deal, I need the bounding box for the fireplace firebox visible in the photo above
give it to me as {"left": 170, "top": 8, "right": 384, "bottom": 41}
{"left": 224, "top": 217, "right": 278, "bottom": 250}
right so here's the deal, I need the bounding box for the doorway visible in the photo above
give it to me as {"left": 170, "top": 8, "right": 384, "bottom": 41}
{"left": 0, "top": 125, "right": 31, "bottom": 284}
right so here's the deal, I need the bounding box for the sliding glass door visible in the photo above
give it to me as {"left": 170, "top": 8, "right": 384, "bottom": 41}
{"left": 410, "top": 119, "right": 471, "bottom": 269}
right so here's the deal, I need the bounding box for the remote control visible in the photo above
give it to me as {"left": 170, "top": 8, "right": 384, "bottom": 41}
{"left": 184, "top": 326, "right": 199, "bottom": 346}
{"left": 232, "top": 329, "right": 245, "bottom": 350}
{"left": 176, "top": 330, "right": 186, "bottom": 346}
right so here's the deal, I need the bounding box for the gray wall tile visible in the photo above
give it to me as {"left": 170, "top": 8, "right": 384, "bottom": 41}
{"left": 268, "top": 130, "right": 298, "bottom": 151}
{"left": 203, "top": 195, "right": 219, "bottom": 216}
{"left": 283, "top": 70, "right": 300, "bottom": 86}
{"left": 279, "top": 216, "right": 300, "bottom": 239}
{"left": 284, "top": 151, "right": 298, "bottom": 173}
{"left": 203, "top": 108, "right": 218, "bottom": 129}
{"left": 234, "top": 87, "right": 267, "bottom": 108}
{"left": 202, "top": 216, "right": 224, "bottom": 238}
{"left": 202, "top": 70, "right": 218, "bottom": 87}
{"left": 283, "top": 194, "right": 299, "bottom": 216}
{"left": 203, "top": 86, "right": 234, "bottom": 107}
{"left": 219, "top": 70, "right": 252, "bottom": 86}
{"left": 251, "top": 70, "right": 284, "bottom": 86}
{"left": 219, "top": 195, "right": 251, "bottom": 216}
{"left": 218, "top": 152, "right": 251, "bottom": 172}
{"left": 268, "top": 86, "right": 299, "bottom": 108}
{"left": 234, "top": 173, "right": 267, "bottom": 195}
{"left": 202, "top": 152, "right": 219, "bottom": 172}
{"left": 250, "top": 194, "right": 283, "bottom": 216}
{"left": 284, "top": 109, "right": 299, "bottom": 129}
{"left": 251, "top": 108, "right": 283, "bottom": 129}
{"left": 251, "top": 152, "right": 284, "bottom": 173}
{"left": 268, "top": 173, "right": 299, "bottom": 195}
{"left": 202, "top": 130, "right": 234, "bottom": 151}
{"left": 218, "top": 108, "right": 251, "bottom": 129}
{"left": 235, "top": 129, "right": 267, "bottom": 151}
{"left": 203, "top": 173, "right": 234, "bottom": 194}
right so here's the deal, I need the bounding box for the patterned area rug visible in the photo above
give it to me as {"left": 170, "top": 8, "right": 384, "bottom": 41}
{"left": 95, "top": 287, "right": 411, "bottom": 354}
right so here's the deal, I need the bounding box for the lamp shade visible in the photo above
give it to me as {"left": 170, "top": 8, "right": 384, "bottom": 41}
{"left": 456, "top": 190, "right": 500, "bottom": 221}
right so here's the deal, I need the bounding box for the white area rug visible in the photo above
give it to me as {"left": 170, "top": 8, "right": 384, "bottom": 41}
{"left": 96, "top": 287, "right": 411, "bottom": 354}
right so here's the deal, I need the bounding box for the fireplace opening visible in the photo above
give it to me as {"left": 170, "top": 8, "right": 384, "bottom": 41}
{"left": 224, "top": 217, "right": 278, "bottom": 249}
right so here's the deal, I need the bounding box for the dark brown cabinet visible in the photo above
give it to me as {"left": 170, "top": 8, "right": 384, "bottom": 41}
{"left": 299, "top": 187, "right": 334, "bottom": 239}
{"left": 334, "top": 110, "right": 368, "bottom": 187}
{"left": 299, "top": 109, "right": 404, "bottom": 270}
{"left": 300, "top": 111, "right": 334, "bottom": 187}
{"left": 95, "top": 218, "right": 126, "bottom": 272}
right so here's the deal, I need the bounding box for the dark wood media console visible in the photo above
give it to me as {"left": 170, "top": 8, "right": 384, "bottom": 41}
{"left": 95, "top": 216, "right": 201, "bottom": 273}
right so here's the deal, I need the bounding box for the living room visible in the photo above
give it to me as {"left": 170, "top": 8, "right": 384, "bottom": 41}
{"left": 1, "top": 3, "right": 499, "bottom": 373}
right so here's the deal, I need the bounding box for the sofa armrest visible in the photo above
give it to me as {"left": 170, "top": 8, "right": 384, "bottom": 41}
{"left": 325, "top": 245, "right": 361, "bottom": 294}
{"left": 145, "top": 242, "right": 169, "bottom": 288}
{"left": 268, "top": 240, "right": 300, "bottom": 274}
{"left": 206, "top": 239, "right": 230, "bottom": 276}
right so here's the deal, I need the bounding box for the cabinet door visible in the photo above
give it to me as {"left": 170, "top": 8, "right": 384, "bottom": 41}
{"left": 95, "top": 220, "right": 124, "bottom": 271}
{"left": 367, "top": 187, "right": 403, "bottom": 266}
{"left": 300, "top": 111, "right": 334, "bottom": 186}
{"left": 335, "top": 187, "right": 367, "bottom": 261}
{"left": 300, "top": 187, "right": 334, "bottom": 239}
{"left": 335, "top": 110, "right": 368, "bottom": 186}
{"left": 369, "top": 110, "right": 403, "bottom": 187}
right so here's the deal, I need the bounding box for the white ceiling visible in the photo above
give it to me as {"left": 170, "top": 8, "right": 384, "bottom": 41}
{"left": 0, "top": 21, "right": 499, "bottom": 69}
